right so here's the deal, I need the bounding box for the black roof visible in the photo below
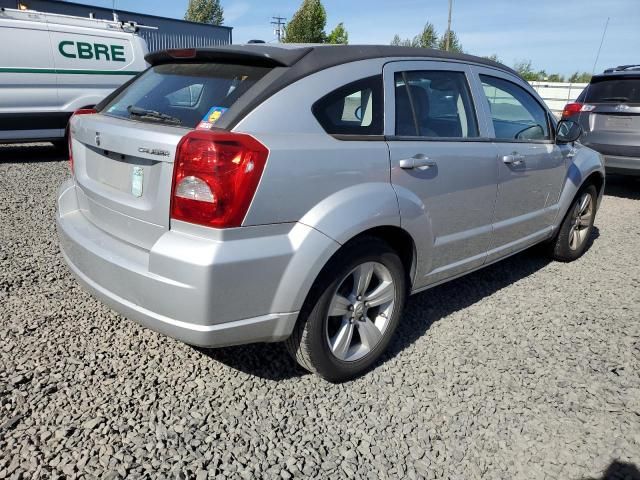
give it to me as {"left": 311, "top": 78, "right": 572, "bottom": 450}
{"left": 592, "top": 65, "right": 640, "bottom": 82}
{"left": 146, "top": 44, "right": 515, "bottom": 74}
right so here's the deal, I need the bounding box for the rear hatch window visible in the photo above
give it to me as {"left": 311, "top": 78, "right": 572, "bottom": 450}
{"left": 102, "top": 63, "right": 272, "bottom": 128}
{"left": 584, "top": 77, "right": 640, "bottom": 104}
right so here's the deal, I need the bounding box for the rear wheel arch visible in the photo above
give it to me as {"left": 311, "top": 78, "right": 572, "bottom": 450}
{"left": 348, "top": 226, "right": 417, "bottom": 289}
{"left": 300, "top": 226, "right": 416, "bottom": 315}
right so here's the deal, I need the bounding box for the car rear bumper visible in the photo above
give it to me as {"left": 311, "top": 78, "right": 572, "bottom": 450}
{"left": 56, "top": 180, "right": 336, "bottom": 348}
{"left": 603, "top": 154, "right": 640, "bottom": 176}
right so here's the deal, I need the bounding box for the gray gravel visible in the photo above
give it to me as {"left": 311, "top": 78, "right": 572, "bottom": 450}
{"left": 1, "top": 143, "right": 639, "bottom": 480}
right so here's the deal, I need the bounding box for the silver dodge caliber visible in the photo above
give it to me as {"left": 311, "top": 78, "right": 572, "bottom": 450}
{"left": 57, "top": 45, "right": 605, "bottom": 381}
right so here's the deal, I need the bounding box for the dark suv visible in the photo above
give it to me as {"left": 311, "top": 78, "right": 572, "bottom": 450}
{"left": 562, "top": 65, "right": 640, "bottom": 176}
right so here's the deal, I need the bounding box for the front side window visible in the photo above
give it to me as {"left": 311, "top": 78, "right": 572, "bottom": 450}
{"left": 394, "top": 70, "right": 479, "bottom": 138}
{"left": 103, "top": 63, "right": 271, "bottom": 128}
{"left": 312, "top": 76, "right": 383, "bottom": 136}
{"left": 480, "top": 75, "right": 550, "bottom": 141}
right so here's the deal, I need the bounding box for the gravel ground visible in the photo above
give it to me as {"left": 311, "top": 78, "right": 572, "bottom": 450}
{"left": 1, "top": 144, "right": 639, "bottom": 480}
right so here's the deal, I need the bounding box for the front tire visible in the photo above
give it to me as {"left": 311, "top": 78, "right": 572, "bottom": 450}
{"left": 550, "top": 184, "right": 597, "bottom": 262}
{"left": 286, "top": 237, "right": 407, "bottom": 382}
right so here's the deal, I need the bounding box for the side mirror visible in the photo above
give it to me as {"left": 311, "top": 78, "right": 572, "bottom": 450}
{"left": 556, "top": 120, "right": 583, "bottom": 144}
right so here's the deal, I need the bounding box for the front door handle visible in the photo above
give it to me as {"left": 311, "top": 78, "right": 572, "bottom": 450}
{"left": 502, "top": 153, "right": 525, "bottom": 166}
{"left": 399, "top": 155, "right": 437, "bottom": 170}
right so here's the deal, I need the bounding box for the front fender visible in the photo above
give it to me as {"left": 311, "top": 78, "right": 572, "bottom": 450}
{"left": 554, "top": 144, "right": 605, "bottom": 229}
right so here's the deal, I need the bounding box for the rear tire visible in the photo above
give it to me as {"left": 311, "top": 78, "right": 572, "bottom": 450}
{"left": 549, "top": 184, "right": 597, "bottom": 262}
{"left": 285, "top": 237, "right": 407, "bottom": 382}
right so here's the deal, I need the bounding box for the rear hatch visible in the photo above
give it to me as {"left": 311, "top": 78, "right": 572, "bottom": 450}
{"left": 579, "top": 75, "right": 640, "bottom": 158}
{"left": 70, "top": 61, "right": 273, "bottom": 250}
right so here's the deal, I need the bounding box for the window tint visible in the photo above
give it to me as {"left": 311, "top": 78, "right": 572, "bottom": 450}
{"left": 584, "top": 77, "right": 640, "bottom": 103}
{"left": 394, "top": 70, "right": 479, "bottom": 138}
{"left": 103, "top": 63, "right": 271, "bottom": 128}
{"left": 312, "top": 76, "right": 383, "bottom": 136}
{"left": 480, "top": 75, "right": 550, "bottom": 141}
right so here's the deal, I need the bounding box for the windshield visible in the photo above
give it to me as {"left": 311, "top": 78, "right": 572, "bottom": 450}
{"left": 584, "top": 77, "right": 640, "bottom": 104}
{"left": 103, "top": 63, "right": 272, "bottom": 128}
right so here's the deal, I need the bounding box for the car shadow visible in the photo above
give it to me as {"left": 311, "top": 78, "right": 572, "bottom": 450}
{"left": 194, "top": 342, "right": 307, "bottom": 381}
{"left": 198, "top": 225, "right": 600, "bottom": 381}
{"left": 582, "top": 460, "right": 640, "bottom": 480}
{"left": 0, "top": 142, "right": 67, "bottom": 163}
{"left": 382, "top": 226, "right": 600, "bottom": 365}
{"left": 605, "top": 174, "right": 640, "bottom": 200}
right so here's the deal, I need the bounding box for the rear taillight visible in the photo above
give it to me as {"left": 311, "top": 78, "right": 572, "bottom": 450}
{"left": 561, "top": 102, "right": 595, "bottom": 119}
{"left": 171, "top": 130, "right": 269, "bottom": 228}
{"left": 67, "top": 108, "right": 97, "bottom": 175}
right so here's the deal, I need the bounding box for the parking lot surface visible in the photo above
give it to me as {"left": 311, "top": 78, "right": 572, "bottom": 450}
{"left": 1, "top": 144, "right": 639, "bottom": 480}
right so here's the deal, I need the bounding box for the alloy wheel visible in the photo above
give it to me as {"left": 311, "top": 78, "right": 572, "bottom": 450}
{"left": 569, "top": 192, "right": 594, "bottom": 251}
{"left": 325, "top": 261, "right": 396, "bottom": 362}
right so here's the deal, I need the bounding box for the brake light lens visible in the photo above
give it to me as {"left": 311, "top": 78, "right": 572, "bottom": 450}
{"left": 561, "top": 102, "right": 595, "bottom": 119}
{"left": 67, "top": 108, "right": 97, "bottom": 174}
{"left": 171, "top": 130, "right": 269, "bottom": 228}
{"left": 167, "top": 48, "right": 197, "bottom": 59}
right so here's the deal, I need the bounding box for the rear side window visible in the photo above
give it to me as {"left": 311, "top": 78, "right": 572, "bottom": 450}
{"left": 312, "top": 76, "right": 383, "bottom": 136}
{"left": 481, "top": 75, "right": 550, "bottom": 141}
{"left": 584, "top": 77, "right": 640, "bottom": 103}
{"left": 395, "top": 70, "right": 479, "bottom": 138}
{"left": 103, "top": 63, "right": 271, "bottom": 128}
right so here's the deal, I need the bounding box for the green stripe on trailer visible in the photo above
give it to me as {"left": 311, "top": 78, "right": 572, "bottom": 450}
{"left": 0, "top": 67, "right": 140, "bottom": 75}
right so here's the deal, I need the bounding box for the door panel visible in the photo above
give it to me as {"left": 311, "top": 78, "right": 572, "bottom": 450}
{"left": 472, "top": 67, "right": 567, "bottom": 260}
{"left": 384, "top": 61, "right": 498, "bottom": 288}
{"left": 0, "top": 18, "right": 58, "bottom": 113}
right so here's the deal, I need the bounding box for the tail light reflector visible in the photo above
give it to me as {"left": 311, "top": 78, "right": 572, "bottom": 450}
{"left": 561, "top": 102, "right": 595, "bottom": 119}
{"left": 68, "top": 108, "right": 97, "bottom": 174}
{"left": 171, "top": 130, "right": 269, "bottom": 228}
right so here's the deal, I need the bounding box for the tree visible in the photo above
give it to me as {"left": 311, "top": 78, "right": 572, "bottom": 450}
{"left": 184, "top": 0, "right": 224, "bottom": 25}
{"left": 514, "top": 59, "right": 538, "bottom": 81}
{"left": 569, "top": 72, "right": 592, "bottom": 83}
{"left": 413, "top": 22, "right": 439, "bottom": 49}
{"left": 327, "top": 22, "right": 348, "bottom": 44}
{"left": 284, "top": 0, "right": 327, "bottom": 43}
{"left": 483, "top": 54, "right": 501, "bottom": 63}
{"left": 391, "top": 34, "right": 412, "bottom": 47}
{"left": 547, "top": 73, "right": 565, "bottom": 82}
{"left": 438, "top": 30, "right": 463, "bottom": 53}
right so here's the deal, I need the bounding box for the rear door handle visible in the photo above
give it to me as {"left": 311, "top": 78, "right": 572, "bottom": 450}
{"left": 502, "top": 153, "right": 525, "bottom": 166}
{"left": 399, "top": 155, "right": 437, "bottom": 170}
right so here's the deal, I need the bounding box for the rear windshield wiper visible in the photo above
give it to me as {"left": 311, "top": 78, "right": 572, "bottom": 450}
{"left": 597, "top": 96, "right": 631, "bottom": 102}
{"left": 127, "top": 105, "right": 182, "bottom": 125}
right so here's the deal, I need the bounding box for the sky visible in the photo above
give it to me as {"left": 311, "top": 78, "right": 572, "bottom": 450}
{"left": 68, "top": 0, "right": 639, "bottom": 76}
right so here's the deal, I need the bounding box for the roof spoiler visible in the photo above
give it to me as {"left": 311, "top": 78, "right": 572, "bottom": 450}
{"left": 604, "top": 64, "right": 640, "bottom": 73}
{"left": 145, "top": 46, "right": 313, "bottom": 68}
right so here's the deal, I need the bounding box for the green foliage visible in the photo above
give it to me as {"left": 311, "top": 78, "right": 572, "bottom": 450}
{"left": 547, "top": 73, "right": 565, "bottom": 82}
{"left": 391, "top": 34, "right": 412, "bottom": 47}
{"left": 327, "top": 22, "right": 349, "bottom": 44}
{"left": 391, "top": 24, "right": 462, "bottom": 52}
{"left": 438, "top": 30, "right": 463, "bottom": 53}
{"left": 569, "top": 71, "right": 592, "bottom": 83}
{"left": 284, "top": 0, "right": 327, "bottom": 43}
{"left": 413, "top": 23, "right": 439, "bottom": 49}
{"left": 514, "top": 59, "right": 538, "bottom": 81}
{"left": 184, "top": 0, "right": 224, "bottom": 25}
{"left": 483, "top": 54, "right": 501, "bottom": 63}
